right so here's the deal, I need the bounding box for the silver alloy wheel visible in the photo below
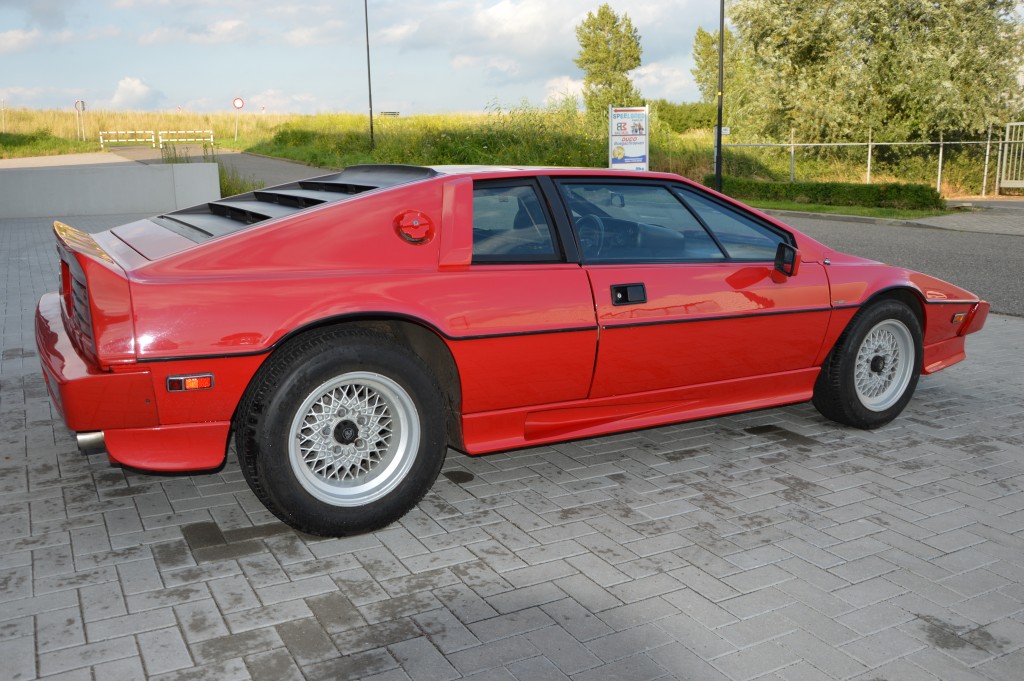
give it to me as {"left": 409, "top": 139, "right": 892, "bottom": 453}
{"left": 288, "top": 371, "right": 420, "bottom": 507}
{"left": 854, "top": 319, "right": 915, "bottom": 412}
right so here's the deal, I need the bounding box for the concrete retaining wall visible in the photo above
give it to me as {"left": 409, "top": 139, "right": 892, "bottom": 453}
{"left": 0, "top": 163, "right": 220, "bottom": 219}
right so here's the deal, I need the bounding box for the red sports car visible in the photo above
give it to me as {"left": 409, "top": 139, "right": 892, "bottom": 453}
{"left": 36, "top": 165, "right": 989, "bottom": 536}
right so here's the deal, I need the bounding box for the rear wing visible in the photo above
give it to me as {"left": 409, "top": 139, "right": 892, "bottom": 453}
{"left": 53, "top": 221, "right": 136, "bottom": 368}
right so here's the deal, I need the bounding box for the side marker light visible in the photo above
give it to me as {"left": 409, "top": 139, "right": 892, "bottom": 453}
{"left": 167, "top": 374, "right": 215, "bottom": 392}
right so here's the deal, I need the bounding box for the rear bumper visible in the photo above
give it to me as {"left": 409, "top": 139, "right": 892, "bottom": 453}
{"left": 36, "top": 293, "right": 229, "bottom": 471}
{"left": 36, "top": 293, "right": 158, "bottom": 431}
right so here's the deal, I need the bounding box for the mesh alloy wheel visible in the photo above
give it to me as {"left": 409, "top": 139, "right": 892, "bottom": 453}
{"left": 288, "top": 371, "right": 420, "bottom": 507}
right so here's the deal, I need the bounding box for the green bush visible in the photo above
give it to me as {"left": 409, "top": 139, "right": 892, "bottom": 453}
{"left": 649, "top": 100, "right": 717, "bottom": 134}
{"left": 704, "top": 175, "right": 945, "bottom": 210}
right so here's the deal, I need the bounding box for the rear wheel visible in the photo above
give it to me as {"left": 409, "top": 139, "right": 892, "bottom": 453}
{"left": 235, "top": 328, "right": 446, "bottom": 536}
{"left": 813, "top": 300, "right": 922, "bottom": 429}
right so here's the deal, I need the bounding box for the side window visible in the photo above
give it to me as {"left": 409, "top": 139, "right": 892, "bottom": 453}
{"left": 560, "top": 183, "right": 725, "bottom": 263}
{"left": 472, "top": 183, "right": 560, "bottom": 263}
{"left": 673, "top": 187, "right": 784, "bottom": 261}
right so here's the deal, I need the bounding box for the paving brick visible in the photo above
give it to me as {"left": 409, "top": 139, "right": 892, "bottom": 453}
{"left": 840, "top": 628, "right": 927, "bottom": 667}
{"left": 189, "top": 628, "right": 284, "bottom": 666}
{"left": 711, "top": 641, "right": 801, "bottom": 681}
{"left": 38, "top": 636, "right": 138, "bottom": 676}
{"left": 413, "top": 607, "right": 482, "bottom": 654}
{"left": 571, "top": 653, "right": 671, "bottom": 681}
{"left": 7, "top": 210, "right": 1024, "bottom": 680}
{"left": 447, "top": 635, "right": 539, "bottom": 676}
{"left": 137, "top": 627, "right": 193, "bottom": 675}
{"left": 389, "top": 635, "right": 460, "bottom": 681}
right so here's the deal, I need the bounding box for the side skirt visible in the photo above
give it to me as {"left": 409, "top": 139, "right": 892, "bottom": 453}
{"left": 461, "top": 367, "right": 821, "bottom": 454}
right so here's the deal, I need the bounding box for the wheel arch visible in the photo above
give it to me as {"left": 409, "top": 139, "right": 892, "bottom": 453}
{"left": 864, "top": 286, "right": 925, "bottom": 332}
{"left": 821, "top": 286, "right": 926, "bottom": 369}
{"left": 234, "top": 314, "right": 465, "bottom": 452}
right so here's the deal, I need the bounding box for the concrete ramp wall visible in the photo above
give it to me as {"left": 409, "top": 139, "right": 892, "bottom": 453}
{"left": 0, "top": 163, "right": 220, "bottom": 219}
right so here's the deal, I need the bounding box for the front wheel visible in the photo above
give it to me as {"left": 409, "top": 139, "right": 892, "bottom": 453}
{"left": 235, "top": 328, "right": 447, "bottom": 536}
{"left": 813, "top": 300, "right": 923, "bottom": 429}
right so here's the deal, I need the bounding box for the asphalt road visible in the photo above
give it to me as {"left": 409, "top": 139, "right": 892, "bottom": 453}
{"left": 778, "top": 214, "right": 1024, "bottom": 317}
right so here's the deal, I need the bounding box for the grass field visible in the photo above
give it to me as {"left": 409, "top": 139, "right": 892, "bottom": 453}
{"left": 0, "top": 105, "right": 994, "bottom": 197}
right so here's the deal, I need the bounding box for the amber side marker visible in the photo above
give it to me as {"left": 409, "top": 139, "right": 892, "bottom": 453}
{"left": 167, "top": 374, "right": 215, "bottom": 392}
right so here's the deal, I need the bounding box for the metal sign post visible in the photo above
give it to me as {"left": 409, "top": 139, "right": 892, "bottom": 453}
{"left": 233, "top": 97, "right": 244, "bottom": 141}
{"left": 74, "top": 100, "right": 86, "bottom": 141}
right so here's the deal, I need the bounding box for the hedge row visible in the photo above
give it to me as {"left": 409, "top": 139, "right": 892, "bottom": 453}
{"left": 703, "top": 175, "right": 945, "bottom": 210}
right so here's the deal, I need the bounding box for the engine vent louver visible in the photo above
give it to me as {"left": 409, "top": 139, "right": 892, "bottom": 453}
{"left": 155, "top": 164, "right": 439, "bottom": 243}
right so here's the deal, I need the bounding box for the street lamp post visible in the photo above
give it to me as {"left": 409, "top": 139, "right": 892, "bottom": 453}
{"left": 364, "top": 0, "right": 375, "bottom": 150}
{"left": 714, "top": 0, "right": 725, "bottom": 192}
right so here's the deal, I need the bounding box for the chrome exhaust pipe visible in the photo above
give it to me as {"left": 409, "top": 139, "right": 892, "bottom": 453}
{"left": 76, "top": 431, "right": 106, "bottom": 454}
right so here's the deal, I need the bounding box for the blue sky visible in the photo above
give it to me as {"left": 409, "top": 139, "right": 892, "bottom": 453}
{"left": 0, "top": 0, "right": 721, "bottom": 114}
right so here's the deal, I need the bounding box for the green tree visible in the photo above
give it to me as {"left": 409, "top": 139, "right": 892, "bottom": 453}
{"left": 690, "top": 25, "right": 760, "bottom": 133}
{"left": 697, "top": 0, "right": 1023, "bottom": 142}
{"left": 574, "top": 4, "right": 643, "bottom": 119}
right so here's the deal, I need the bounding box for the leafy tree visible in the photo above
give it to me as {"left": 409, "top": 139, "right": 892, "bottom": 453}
{"left": 690, "top": 25, "right": 760, "bottom": 133}
{"left": 574, "top": 4, "right": 643, "bottom": 119}
{"left": 650, "top": 99, "right": 717, "bottom": 132}
{"left": 693, "top": 0, "right": 1023, "bottom": 142}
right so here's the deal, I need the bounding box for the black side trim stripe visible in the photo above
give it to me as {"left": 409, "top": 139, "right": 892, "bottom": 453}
{"left": 448, "top": 325, "right": 598, "bottom": 342}
{"left": 136, "top": 313, "right": 599, "bottom": 364}
{"left": 602, "top": 306, "right": 834, "bottom": 331}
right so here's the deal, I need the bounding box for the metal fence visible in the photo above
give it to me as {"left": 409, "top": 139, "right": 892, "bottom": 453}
{"left": 723, "top": 124, "right": 1020, "bottom": 196}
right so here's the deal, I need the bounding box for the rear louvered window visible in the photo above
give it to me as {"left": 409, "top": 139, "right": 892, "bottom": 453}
{"left": 155, "top": 165, "right": 439, "bottom": 243}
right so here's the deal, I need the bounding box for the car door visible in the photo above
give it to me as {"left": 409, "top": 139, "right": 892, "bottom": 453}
{"left": 445, "top": 178, "right": 598, "bottom": 415}
{"left": 554, "top": 179, "right": 831, "bottom": 399}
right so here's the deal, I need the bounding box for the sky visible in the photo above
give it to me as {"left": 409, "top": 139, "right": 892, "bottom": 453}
{"left": 0, "top": 0, "right": 722, "bottom": 115}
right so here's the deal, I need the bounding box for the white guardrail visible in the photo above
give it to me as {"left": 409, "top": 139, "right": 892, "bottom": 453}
{"left": 157, "top": 130, "right": 215, "bottom": 148}
{"left": 99, "top": 130, "right": 156, "bottom": 147}
{"left": 99, "top": 130, "right": 215, "bottom": 148}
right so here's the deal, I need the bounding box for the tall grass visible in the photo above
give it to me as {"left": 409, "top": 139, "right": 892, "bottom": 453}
{"left": 160, "top": 143, "right": 265, "bottom": 197}
{"left": 0, "top": 105, "right": 999, "bottom": 195}
{"left": 0, "top": 130, "right": 97, "bottom": 158}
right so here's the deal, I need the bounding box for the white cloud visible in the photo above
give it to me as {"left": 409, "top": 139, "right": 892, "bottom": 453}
{"left": 109, "top": 76, "right": 164, "bottom": 109}
{"left": 0, "top": 29, "right": 43, "bottom": 53}
{"left": 376, "top": 22, "right": 417, "bottom": 45}
{"left": 139, "top": 19, "right": 244, "bottom": 46}
{"left": 632, "top": 62, "right": 691, "bottom": 100}
{"left": 284, "top": 20, "right": 347, "bottom": 48}
{"left": 544, "top": 75, "right": 584, "bottom": 103}
{"left": 0, "top": 0, "right": 77, "bottom": 29}
{"left": 249, "top": 89, "right": 321, "bottom": 113}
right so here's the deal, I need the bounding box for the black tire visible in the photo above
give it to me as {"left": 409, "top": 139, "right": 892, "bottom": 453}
{"left": 812, "top": 299, "right": 923, "bottom": 429}
{"left": 235, "top": 328, "right": 446, "bottom": 536}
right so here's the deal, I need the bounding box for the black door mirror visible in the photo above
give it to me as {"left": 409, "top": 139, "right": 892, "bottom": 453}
{"left": 773, "top": 242, "right": 801, "bottom": 278}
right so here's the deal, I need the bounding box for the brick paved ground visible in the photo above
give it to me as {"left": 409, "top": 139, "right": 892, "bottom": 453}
{"left": 2, "top": 214, "right": 1023, "bottom": 680}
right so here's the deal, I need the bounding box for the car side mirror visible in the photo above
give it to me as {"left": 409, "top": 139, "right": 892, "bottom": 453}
{"left": 773, "top": 242, "right": 801, "bottom": 280}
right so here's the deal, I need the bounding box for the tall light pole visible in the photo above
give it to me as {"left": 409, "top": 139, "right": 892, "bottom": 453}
{"left": 714, "top": 0, "right": 725, "bottom": 192}
{"left": 364, "top": 0, "right": 375, "bottom": 150}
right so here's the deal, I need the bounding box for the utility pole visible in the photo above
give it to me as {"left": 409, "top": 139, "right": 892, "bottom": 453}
{"left": 714, "top": 0, "right": 725, "bottom": 192}
{"left": 364, "top": 0, "right": 375, "bottom": 150}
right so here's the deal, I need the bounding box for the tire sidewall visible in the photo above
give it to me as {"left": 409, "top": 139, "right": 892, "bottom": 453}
{"left": 833, "top": 300, "right": 923, "bottom": 428}
{"left": 254, "top": 336, "right": 445, "bottom": 535}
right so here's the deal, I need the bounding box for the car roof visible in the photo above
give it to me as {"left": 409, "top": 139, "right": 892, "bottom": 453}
{"left": 153, "top": 164, "right": 686, "bottom": 244}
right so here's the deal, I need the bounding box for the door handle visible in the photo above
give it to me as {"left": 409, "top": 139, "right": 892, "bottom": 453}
{"left": 611, "top": 283, "right": 646, "bottom": 306}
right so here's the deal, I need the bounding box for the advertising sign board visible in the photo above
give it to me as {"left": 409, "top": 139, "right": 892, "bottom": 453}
{"left": 608, "top": 105, "right": 649, "bottom": 171}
